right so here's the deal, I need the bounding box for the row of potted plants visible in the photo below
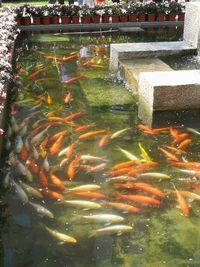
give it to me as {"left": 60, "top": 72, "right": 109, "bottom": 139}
{"left": 0, "top": 8, "right": 20, "bottom": 136}
{"left": 15, "top": 1, "right": 185, "bottom": 26}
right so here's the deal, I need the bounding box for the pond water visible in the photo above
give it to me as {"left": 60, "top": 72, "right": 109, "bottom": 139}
{"left": 1, "top": 28, "right": 200, "bottom": 267}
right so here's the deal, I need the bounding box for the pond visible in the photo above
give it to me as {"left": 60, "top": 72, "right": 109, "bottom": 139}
{"left": 1, "top": 28, "right": 200, "bottom": 267}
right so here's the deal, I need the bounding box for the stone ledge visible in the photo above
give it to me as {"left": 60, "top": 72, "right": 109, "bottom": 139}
{"left": 110, "top": 41, "right": 197, "bottom": 70}
{"left": 138, "top": 70, "right": 200, "bottom": 126}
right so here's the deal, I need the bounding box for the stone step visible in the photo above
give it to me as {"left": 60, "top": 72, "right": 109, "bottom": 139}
{"left": 119, "top": 58, "right": 173, "bottom": 96}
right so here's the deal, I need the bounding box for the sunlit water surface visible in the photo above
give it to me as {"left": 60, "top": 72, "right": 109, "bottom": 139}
{"left": 1, "top": 28, "right": 200, "bottom": 267}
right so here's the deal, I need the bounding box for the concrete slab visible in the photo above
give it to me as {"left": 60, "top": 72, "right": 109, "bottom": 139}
{"left": 110, "top": 41, "right": 197, "bottom": 70}
{"left": 119, "top": 58, "right": 173, "bottom": 95}
{"left": 119, "top": 27, "right": 144, "bottom": 32}
{"left": 138, "top": 70, "right": 200, "bottom": 126}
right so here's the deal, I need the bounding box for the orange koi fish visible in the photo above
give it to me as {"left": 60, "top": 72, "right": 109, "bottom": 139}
{"left": 67, "top": 156, "right": 80, "bottom": 179}
{"left": 168, "top": 161, "right": 200, "bottom": 169}
{"left": 172, "top": 133, "right": 189, "bottom": 146}
{"left": 19, "top": 145, "right": 28, "bottom": 161}
{"left": 63, "top": 111, "right": 85, "bottom": 122}
{"left": 66, "top": 142, "right": 76, "bottom": 159}
{"left": 49, "top": 135, "right": 64, "bottom": 156}
{"left": 164, "top": 145, "right": 187, "bottom": 155}
{"left": 107, "top": 167, "right": 132, "bottom": 177}
{"left": 63, "top": 75, "right": 85, "bottom": 85}
{"left": 112, "top": 160, "right": 139, "bottom": 171}
{"left": 173, "top": 184, "right": 190, "bottom": 216}
{"left": 82, "top": 163, "right": 107, "bottom": 173}
{"left": 50, "top": 172, "right": 65, "bottom": 191}
{"left": 151, "top": 127, "right": 170, "bottom": 134}
{"left": 39, "top": 188, "right": 64, "bottom": 201}
{"left": 74, "top": 124, "right": 92, "bottom": 132}
{"left": 116, "top": 193, "right": 161, "bottom": 206}
{"left": 136, "top": 124, "right": 154, "bottom": 135}
{"left": 70, "top": 191, "right": 106, "bottom": 199}
{"left": 39, "top": 170, "right": 48, "bottom": 187}
{"left": 46, "top": 93, "right": 53, "bottom": 105}
{"left": 63, "top": 53, "right": 80, "bottom": 61}
{"left": 49, "top": 130, "right": 68, "bottom": 143}
{"left": 107, "top": 202, "right": 140, "bottom": 213}
{"left": 98, "top": 134, "right": 111, "bottom": 148}
{"left": 159, "top": 147, "right": 179, "bottom": 162}
{"left": 27, "top": 66, "right": 46, "bottom": 80}
{"left": 127, "top": 161, "right": 158, "bottom": 176}
{"left": 45, "top": 106, "right": 62, "bottom": 118}
{"left": 79, "top": 129, "right": 108, "bottom": 139}
{"left": 64, "top": 92, "right": 72, "bottom": 104}
{"left": 31, "top": 122, "right": 62, "bottom": 136}
{"left": 169, "top": 127, "right": 181, "bottom": 139}
{"left": 177, "top": 139, "right": 192, "bottom": 149}
{"left": 26, "top": 157, "right": 39, "bottom": 174}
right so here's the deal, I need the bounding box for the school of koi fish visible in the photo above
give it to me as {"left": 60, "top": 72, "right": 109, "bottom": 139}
{"left": 2, "top": 36, "right": 200, "bottom": 251}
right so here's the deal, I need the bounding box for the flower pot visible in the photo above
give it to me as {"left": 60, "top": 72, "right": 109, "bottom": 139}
{"left": 92, "top": 15, "right": 100, "bottom": 23}
{"left": 147, "top": 13, "right": 156, "bottom": 22}
{"left": 81, "top": 15, "right": 91, "bottom": 24}
{"left": 120, "top": 14, "right": 128, "bottom": 23}
{"left": 16, "top": 17, "right": 22, "bottom": 26}
{"left": 157, "top": 13, "right": 165, "bottom": 22}
{"left": 32, "top": 17, "right": 41, "bottom": 25}
{"left": 42, "top": 16, "right": 50, "bottom": 25}
{"left": 71, "top": 16, "right": 79, "bottom": 24}
{"left": 51, "top": 15, "right": 60, "bottom": 24}
{"left": 61, "top": 16, "right": 71, "bottom": 24}
{"left": 22, "top": 17, "right": 31, "bottom": 26}
{"left": 102, "top": 14, "right": 110, "bottom": 23}
{"left": 178, "top": 12, "right": 185, "bottom": 21}
{"left": 112, "top": 15, "right": 119, "bottom": 23}
{"left": 138, "top": 14, "right": 146, "bottom": 22}
{"left": 129, "top": 14, "right": 138, "bottom": 22}
{"left": 168, "top": 12, "right": 177, "bottom": 21}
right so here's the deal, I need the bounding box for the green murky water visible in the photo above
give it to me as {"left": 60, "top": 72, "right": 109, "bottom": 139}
{"left": 1, "top": 29, "right": 200, "bottom": 267}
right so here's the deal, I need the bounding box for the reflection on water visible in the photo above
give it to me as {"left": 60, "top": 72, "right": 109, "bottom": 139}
{"left": 1, "top": 29, "right": 200, "bottom": 267}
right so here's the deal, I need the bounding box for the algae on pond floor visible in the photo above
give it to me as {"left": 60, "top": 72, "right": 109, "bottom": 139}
{"left": 80, "top": 78, "right": 135, "bottom": 108}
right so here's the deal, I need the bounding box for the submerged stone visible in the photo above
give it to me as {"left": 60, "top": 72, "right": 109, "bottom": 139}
{"left": 80, "top": 78, "right": 135, "bottom": 108}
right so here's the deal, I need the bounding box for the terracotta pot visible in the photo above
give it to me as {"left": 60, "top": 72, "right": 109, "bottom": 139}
{"left": 120, "top": 14, "right": 128, "bottom": 22}
{"left": 178, "top": 12, "right": 185, "bottom": 21}
{"left": 81, "top": 15, "right": 91, "bottom": 24}
{"left": 42, "top": 16, "right": 50, "bottom": 25}
{"left": 32, "top": 17, "right": 41, "bottom": 25}
{"left": 138, "top": 14, "right": 146, "bottom": 22}
{"left": 22, "top": 17, "right": 31, "bottom": 26}
{"left": 71, "top": 16, "right": 79, "bottom": 24}
{"left": 129, "top": 14, "right": 138, "bottom": 22}
{"left": 147, "top": 13, "right": 156, "bottom": 22}
{"left": 102, "top": 14, "right": 110, "bottom": 23}
{"left": 168, "top": 12, "right": 177, "bottom": 21}
{"left": 157, "top": 13, "right": 165, "bottom": 22}
{"left": 92, "top": 15, "right": 100, "bottom": 23}
{"left": 16, "top": 17, "right": 22, "bottom": 25}
{"left": 112, "top": 15, "right": 120, "bottom": 23}
{"left": 51, "top": 15, "right": 60, "bottom": 24}
{"left": 61, "top": 16, "right": 71, "bottom": 24}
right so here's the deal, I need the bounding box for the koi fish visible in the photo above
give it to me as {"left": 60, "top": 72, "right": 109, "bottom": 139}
{"left": 81, "top": 163, "right": 107, "bottom": 173}
{"left": 39, "top": 170, "right": 48, "bottom": 187}
{"left": 49, "top": 130, "right": 68, "bottom": 143}
{"left": 117, "top": 147, "right": 139, "bottom": 161}
{"left": 168, "top": 161, "right": 200, "bottom": 169}
{"left": 41, "top": 224, "right": 77, "bottom": 244}
{"left": 68, "top": 184, "right": 101, "bottom": 192}
{"left": 67, "top": 156, "right": 80, "bottom": 179}
{"left": 46, "top": 93, "right": 53, "bottom": 105}
{"left": 19, "top": 181, "right": 43, "bottom": 199}
{"left": 43, "top": 156, "right": 50, "bottom": 172}
{"left": 107, "top": 202, "right": 140, "bottom": 213}
{"left": 15, "top": 136, "right": 23, "bottom": 154}
{"left": 63, "top": 75, "right": 85, "bottom": 85}
{"left": 177, "top": 139, "right": 192, "bottom": 149}
{"left": 172, "top": 133, "right": 189, "bottom": 146}
{"left": 39, "top": 188, "right": 64, "bottom": 201}
{"left": 136, "top": 124, "right": 154, "bottom": 135}
{"left": 27, "top": 66, "right": 46, "bottom": 80}
{"left": 124, "top": 182, "right": 165, "bottom": 198}
{"left": 70, "top": 191, "right": 106, "bottom": 200}
{"left": 74, "top": 124, "right": 92, "bottom": 132}
{"left": 186, "top": 128, "right": 200, "bottom": 136}
{"left": 19, "top": 145, "right": 28, "bottom": 161}
{"left": 79, "top": 129, "right": 108, "bottom": 139}
{"left": 50, "top": 172, "right": 65, "bottom": 191}
{"left": 64, "top": 92, "right": 72, "bottom": 104}
{"left": 29, "top": 201, "right": 54, "bottom": 218}
{"left": 138, "top": 143, "right": 151, "bottom": 162}
{"left": 66, "top": 142, "right": 77, "bottom": 159}
{"left": 83, "top": 214, "right": 124, "bottom": 223}
{"left": 116, "top": 193, "right": 161, "bottom": 206}
{"left": 49, "top": 135, "right": 64, "bottom": 156}
{"left": 159, "top": 147, "right": 179, "bottom": 162}
{"left": 95, "top": 225, "right": 133, "bottom": 235}
{"left": 11, "top": 180, "right": 29, "bottom": 204}
{"left": 127, "top": 162, "right": 158, "bottom": 176}
{"left": 98, "top": 134, "right": 111, "bottom": 148}
{"left": 112, "top": 160, "right": 139, "bottom": 171}
{"left": 107, "top": 167, "right": 132, "bottom": 177}
{"left": 63, "top": 111, "right": 85, "bottom": 122}
{"left": 60, "top": 200, "right": 101, "bottom": 209}
{"left": 80, "top": 154, "right": 108, "bottom": 163}
{"left": 164, "top": 145, "right": 187, "bottom": 155}
{"left": 31, "top": 126, "right": 50, "bottom": 145}
{"left": 110, "top": 128, "right": 130, "bottom": 139}
{"left": 137, "top": 172, "right": 171, "bottom": 180}
{"left": 63, "top": 53, "right": 79, "bottom": 61}
{"left": 172, "top": 184, "right": 190, "bottom": 216}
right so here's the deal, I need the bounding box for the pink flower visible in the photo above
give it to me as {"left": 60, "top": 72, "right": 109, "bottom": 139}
{"left": 0, "top": 129, "right": 4, "bottom": 135}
